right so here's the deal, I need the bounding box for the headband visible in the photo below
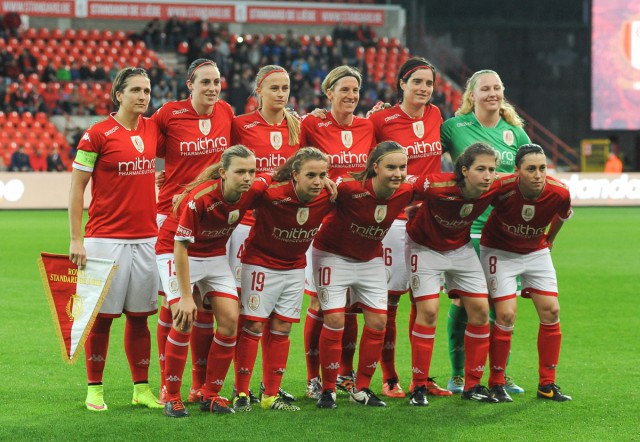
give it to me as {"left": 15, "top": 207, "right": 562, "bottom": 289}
{"left": 257, "top": 69, "right": 287, "bottom": 88}
{"left": 188, "top": 61, "right": 216, "bottom": 82}
{"left": 402, "top": 65, "right": 432, "bottom": 81}
{"left": 326, "top": 72, "right": 360, "bottom": 92}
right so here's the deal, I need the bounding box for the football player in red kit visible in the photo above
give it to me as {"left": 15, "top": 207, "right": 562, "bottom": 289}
{"left": 233, "top": 147, "right": 333, "bottom": 412}
{"left": 313, "top": 141, "right": 413, "bottom": 409}
{"left": 481, "top": 144, "right": 573, "bottom": 402}
{"left": 368, "top": 57, "right": 450, "bottom": 398}
{"left": 300, "top": 65, "right": 377, "bottom": 398}
{"left": 153, "top": 58, "right": 234, "bottom": 403}
{"left": 405, "top": 142, "right": 501, "bottom": 405}
{"left": 69, "top": 67, "right": 163, "bottom": 412}
{"left": 156, "top": 145, "right": 270, "bottom": 417}
{"left": 228, "top": 65, "right": 301, "bottom": 403}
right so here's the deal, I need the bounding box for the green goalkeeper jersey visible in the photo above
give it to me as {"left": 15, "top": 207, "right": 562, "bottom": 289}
{"left": 441, "top": 112, "right": 531, "bottom": 234}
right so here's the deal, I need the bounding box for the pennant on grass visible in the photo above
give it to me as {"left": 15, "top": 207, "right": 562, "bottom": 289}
{"left": 37, "top": 253, "right": 116, "bottom": 364}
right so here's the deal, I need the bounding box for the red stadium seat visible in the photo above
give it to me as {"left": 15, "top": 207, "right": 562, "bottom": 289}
{"left": 89, "top": 29, "right": 101, "bottom": 41}
{"left": 25, "top": 28, "right": 37, "bottom": 39}
{"left": 102, "top": 30, "right": 114, "bottom": 41}
{"left": 37, "top": 28, "right": 51, "bottom": 39}
{"left": 77, "top": 29, "right": 89, "bottom": 40}
{"left": 64, "top": 29, "right": 76, "bottom": 39}
{"left": 51, "top": 28, "right": 63, "bottom": 40}
{"left": 8, "top": 111, "right": 20, "bottom": 125}
{"left": 177, "top": 41, "right": 189, "bottom": 55}
{"left": 21, "top": 111, "right": 34, "bottom": 125}
{"left": 35, "top": 112, "right": 49, "bottom": 124}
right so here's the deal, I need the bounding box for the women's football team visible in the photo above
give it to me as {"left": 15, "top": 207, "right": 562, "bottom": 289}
{"left": 69, "top": 57, "right": 573, "bottom": 418}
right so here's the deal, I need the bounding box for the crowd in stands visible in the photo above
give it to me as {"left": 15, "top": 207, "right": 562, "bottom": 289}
{"left": 1, "top": 15, "right": 458, "bottom": 172}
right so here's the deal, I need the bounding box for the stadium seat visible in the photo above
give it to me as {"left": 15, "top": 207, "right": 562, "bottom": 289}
{"left": 64, "top": 29, "right": 76, "bottom": 39}
{"left": 37, "top": 27, "right": 51, "bottom": 39}
{"left": 89, "top": 29, "right": 101, "bottom": 41}
{"left": 77, "top": 29, "right": 89, "bottom": 40}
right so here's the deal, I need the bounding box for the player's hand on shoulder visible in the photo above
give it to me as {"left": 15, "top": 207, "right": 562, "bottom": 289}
{"left": 366, "top": 101, "right": 391, "bottom": 118}
{"left": 309, "top": 108, "right": 328, "bottom": 119}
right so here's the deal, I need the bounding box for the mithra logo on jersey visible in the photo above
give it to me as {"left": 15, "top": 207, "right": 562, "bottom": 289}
{"left": 272, "top": 226, "right": 320, "bottom": 242}
{"left": 118, "top": 157, "right": 156, "bottom": 175}
{"left": 200, "top": 226, "right": 236, "bottom": 237}
{"left": 350, "top": 223, "right": 390, "bottom": 240}
{"left": 434, "top": 214, "right": 472, "bottom": 229}
{"left": 406, "top": 140, "right": 442, "bottom": 156}
{"left": 501, "top": 222, "right": 546, "bottom": 238}
{"left": 257, "top": 154, "right": 287, "bottom": 170}
{"left": 179, "top": 136, "right": 228, "bottom": 155}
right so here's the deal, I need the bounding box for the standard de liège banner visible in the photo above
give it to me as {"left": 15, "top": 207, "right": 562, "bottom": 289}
{"left": 37, "top": 253, "right": 116, "bottom": 364}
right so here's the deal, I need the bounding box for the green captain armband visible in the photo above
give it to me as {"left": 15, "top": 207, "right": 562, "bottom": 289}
{"left": 74, "top": 150, "right": 98, "bottom": 168}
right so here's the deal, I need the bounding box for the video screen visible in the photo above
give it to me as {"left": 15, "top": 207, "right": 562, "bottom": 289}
{"left": 592, "top": 1, "right": 640, "bottom": 130}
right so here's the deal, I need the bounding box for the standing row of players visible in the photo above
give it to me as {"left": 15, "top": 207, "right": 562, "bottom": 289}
{"left": 68, "top": 56, "right": 572, "bottom": 417}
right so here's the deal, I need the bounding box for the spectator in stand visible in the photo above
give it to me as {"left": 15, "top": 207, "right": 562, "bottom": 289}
{"left": 165, "top": 15, "right": 184, "bottom": 50}
{"left": 356, "top": 25, "right": 376, "bottom": 48}
{"left": 56, "top": 64, "right": 71, "bottom": 82}
{"left": 10, "top": 145, "right": 32, "bottom": 171}
{"left": 31, "top": 146, "right": 47, "bottom": 172}
{"left": 9, "top": 83, "right": 38, "bottom": 114}
{"left": 17, "top": 48, "right": 37, "bottom": 76}
{"left": 3, "top": 12, "right": 21, "bottom": 38}
{"left": 47, "top": 145, "right": 66, "bottom": 171}
{"left": 79, "top": 61, "right": 93, "bottom": 81}
{"left": 41, "top": 61, "right": 58, "bottom": 83}
{"left": 0, "top": 47, "right": 14, "bottom": 76}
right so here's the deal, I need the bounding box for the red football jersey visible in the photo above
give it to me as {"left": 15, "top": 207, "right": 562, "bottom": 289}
{"left": 152, "top": 99, "right": 234, "bottom": 215}
{"left": 369, "top": 103, "right": 443, "bottom": 175}
{"left": 231, "top": 110, "right": 301, "bottom": 226}
{"left": 481, "top": 175, "right": 572, "bottom": 254}
{"left": 242, "top": 181, "right": 332, "bottom": 270}
{"left": 299, "top": 113, "right": 376, "bottom": 180}
{"left": 407, "top": 173, "right": 501, "bottom": 251}
{"left": 232, "top": 111, "right": 300, "bottom": 173}
{"left": 314, "top": 178, "right": 414, "bottom": 261}
{"left": 156, "top": 175, "right": 271, "bottom": 257}
{"left": 73, "top": 114, "right": 159, "bottom": 239}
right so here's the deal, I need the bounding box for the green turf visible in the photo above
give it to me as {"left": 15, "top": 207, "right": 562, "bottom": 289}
{"left": 1, "top": 208, "right": 638, "bottom": 441}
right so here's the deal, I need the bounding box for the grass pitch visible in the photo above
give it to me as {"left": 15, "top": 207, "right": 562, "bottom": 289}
{"left": 0, "top": 208, "right": 638, "bottom": 441}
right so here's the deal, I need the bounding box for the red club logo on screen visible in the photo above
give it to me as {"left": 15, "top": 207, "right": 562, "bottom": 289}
{"left": 622, "top": 20, "right": 640, "bottom": 70}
